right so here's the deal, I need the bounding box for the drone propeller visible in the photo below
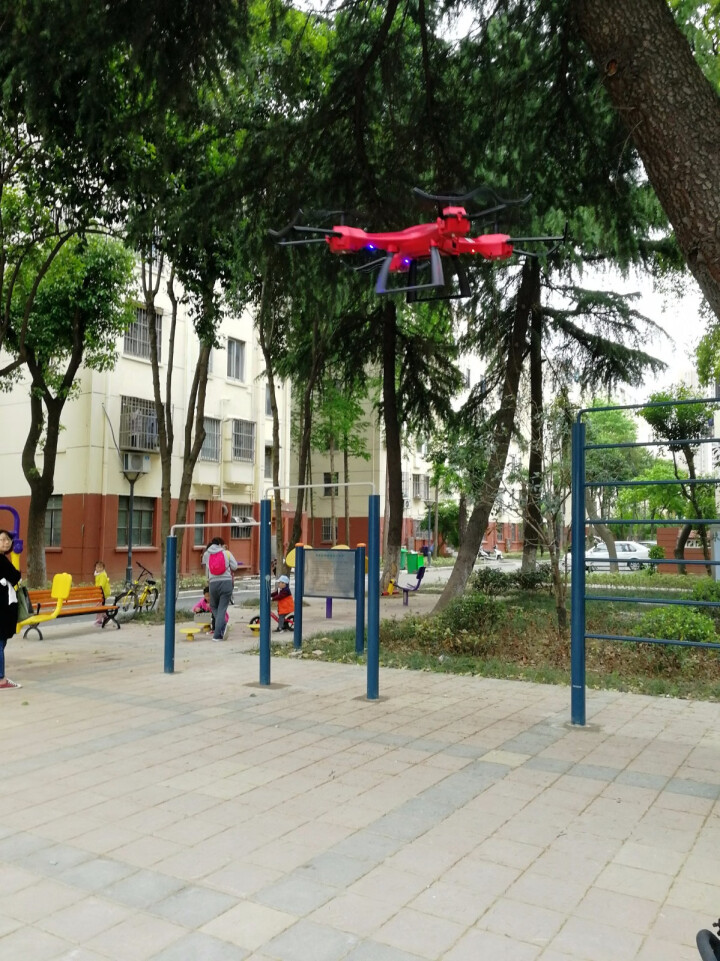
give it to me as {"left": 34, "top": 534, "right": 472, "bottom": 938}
{"left": 268, "top": 209, "right": 348, "bottom": 244}
{"left": 508, "top": 222, "right": 568, "bottom": 258}
{"left": 412, "top": 185, "right": 533, "bottom": 224}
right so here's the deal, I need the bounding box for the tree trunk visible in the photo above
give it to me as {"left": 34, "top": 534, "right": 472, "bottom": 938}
{"left": 521, "top": 301, "right": 543, "bottom": 573}
{"left": 458, "top": 493, "right": 467, "bottom": 546}
{"left": 381, "top": 301, "right": 402, "bottom": 591}
{"left": 22, "top": 341, "right": 82, "bottom": 587}
{"left": 585, "top": 490, "right": 619, "bottom": 573}
{"left": 675, "top": 521, "right": 692, "bottom": 576}
{"left": 434, "top": 257, "right": 538, "bottom": 611}
{"left": 574, "top": 0, "right": 720, "bottom": 321}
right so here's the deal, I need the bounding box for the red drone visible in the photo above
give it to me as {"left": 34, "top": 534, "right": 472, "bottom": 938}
{"left": 270, "top": 187, "right": 566, "bottom": 301}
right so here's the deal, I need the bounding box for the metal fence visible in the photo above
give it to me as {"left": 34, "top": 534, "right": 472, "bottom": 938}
{"left": 570, "top": 397, "right": 720, "bottom": 725}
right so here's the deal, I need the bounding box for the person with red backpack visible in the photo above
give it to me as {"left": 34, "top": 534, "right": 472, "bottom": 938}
{"left": 201, "top": 537, "right": 238, "bottom": 641}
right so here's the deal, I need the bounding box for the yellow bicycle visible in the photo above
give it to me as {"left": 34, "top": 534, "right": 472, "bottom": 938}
{"left": 115, "top": 563, "right": 159, "bottom": 614}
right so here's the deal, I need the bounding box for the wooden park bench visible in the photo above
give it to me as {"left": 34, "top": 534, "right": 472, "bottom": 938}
{"left": 21, "top": 577, "right": 120, "bottom": 640}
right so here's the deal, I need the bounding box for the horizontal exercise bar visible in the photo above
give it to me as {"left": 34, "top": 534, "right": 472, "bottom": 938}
{"left": 586, "top": 632, "right": 720, "bottom": 650}
{"left": 579, "top": 397, "right": 719, "bottom": 418}
{"left": 585, "top": 437, "right": 720, "bottom": 451}
{"left": 585, "top": 595, "right": 720, "bottom": 608}
{"left": 582, "top": 557, "right": 720, "bottom": 566}
{"left": 587, "top": 477, "right": 720, "bottom": 488}
{"left": 590, "top": 518, "right": 720, "bottom": 525}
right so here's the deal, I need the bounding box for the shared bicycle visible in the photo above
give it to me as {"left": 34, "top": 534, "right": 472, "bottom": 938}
{"left": 115, "top": 562, "right": 159, "bottom": 615}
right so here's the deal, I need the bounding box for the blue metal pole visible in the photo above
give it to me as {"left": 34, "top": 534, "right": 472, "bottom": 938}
{"left": 259, "top": 499, "right": 271, "bottom": 685}
{"left": 293, "top": 545, "right": 304, "bottom": 650}
{"left": 164, "top": 535, "right": 177, "bottom": 674}
{"left": 355, "top": 544, "right": 366, "bottom": 655}
{"left": 570, "top": 419, "right": 586, "bottom": 725}
{"left": 367, "top": 495, "right": 380, "bottom": 699}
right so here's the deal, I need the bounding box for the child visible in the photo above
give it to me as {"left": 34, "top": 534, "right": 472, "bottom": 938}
{"left": 193, "top": 585, "right": 229, "bottom": 634}
{"left": 270, "top": 574, "right": 293, "bottom": 632}
{"left": 94, "top": 561, "right": 111, "bottom": 626}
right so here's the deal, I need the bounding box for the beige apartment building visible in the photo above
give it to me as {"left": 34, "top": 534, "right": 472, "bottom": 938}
{"left": 0, "top": 270, "right": 293, "bottom": 584}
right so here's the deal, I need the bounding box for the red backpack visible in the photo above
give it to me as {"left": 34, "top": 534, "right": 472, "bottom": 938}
{"left": 208, "top": 551, "right": 228, "bottom": 576}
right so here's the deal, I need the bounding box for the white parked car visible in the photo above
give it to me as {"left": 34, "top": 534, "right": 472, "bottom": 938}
{"left": 584, "top": 540, "right": 650, "bottom": 572}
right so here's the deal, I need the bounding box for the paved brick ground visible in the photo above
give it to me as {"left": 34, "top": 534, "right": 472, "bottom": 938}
{"left": 1, "top": 606, "right": 718, "bottom": 961}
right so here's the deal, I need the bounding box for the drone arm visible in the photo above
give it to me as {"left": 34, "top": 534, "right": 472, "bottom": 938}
{"left": 267, "top": 209, "right": 305, "bottom": 240}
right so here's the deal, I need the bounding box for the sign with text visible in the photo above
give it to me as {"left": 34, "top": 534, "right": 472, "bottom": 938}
{"left": 304, "top": 549, "right": 356, "bottom": 598}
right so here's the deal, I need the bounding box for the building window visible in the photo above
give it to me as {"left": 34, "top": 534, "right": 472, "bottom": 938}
{"left": 321, "top": 517, "right": 338, "bottom": 543}
{"left": 232, "top": 419, "right": 255, "bottom": 462}
{"left": 401, "top": 472, "right": 411, "bottom": 498}
{"left": 464, "top": 367, "right": 471, "bottom": 388}
{"left": 227, "top": 338, "right": 245, "bottom": 381}
{"left": 231, "top": 505, "right": 254, "bottom": 539}
{"left": 496, "top": 522, "right": 504, "bottom": 542}
{"left": 323, "top": 472, "right": 339, "bottom": 496}
{"left": 117, "top": 495, "right": 155, "bottom": 548}
{"left": 44, "top": 494, "right": 62, "bottom": 547}
{"left": 124, "top": 306, "right": 161, "bottom": 362}
{"left": 265, "top": 384, "right": 273, "bottom": 416}
{"left": 194, "top": 500, "right": 207, "bottom": 546}
{"left": 265, "top": 446, "right": 273, "bottom": 478}
{"left": 119, "top": 396, "right": 159, "bottom": 451}
{"left": 200, "top": 418, "right": 221, "bottom": 462}
{"left": 413, "top": 474, "right": 430, "bottom": 500}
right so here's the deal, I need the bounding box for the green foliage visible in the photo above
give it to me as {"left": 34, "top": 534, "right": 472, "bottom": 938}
{"left": 436, "top": 593, "right": 503, "bottom": 637}
{"left": 471, "top": 563, "right": 552, "bottom": 596}
{"left": 692, "top": 579, "right": 720, "bottom": 603}
{"left": 648, "top": 545, "right": 666, "bottom": 559}
{"left": 640, "top": 385, "right": 720, "bottom": 454}
{"left": 514, "top": 564, "right": 553, "bottom": 592}
{"left": 637, "top": 606, "right": 717, "bottom": 644}
{"left": 471, "top": 567, "right": 514, "bottom": 596}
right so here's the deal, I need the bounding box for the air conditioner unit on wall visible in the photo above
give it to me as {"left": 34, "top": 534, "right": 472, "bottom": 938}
{"left": 122, "top": 452, "right": 151, "bottom": 474}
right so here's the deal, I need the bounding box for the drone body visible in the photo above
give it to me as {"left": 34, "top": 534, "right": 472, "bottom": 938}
{"left": 270, "top": 188, "right": 565, "bottom": 301}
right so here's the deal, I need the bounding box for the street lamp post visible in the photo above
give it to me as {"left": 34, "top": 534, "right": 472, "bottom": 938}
{"left": 123, "top": 470, "right": 141, "bottom": 586}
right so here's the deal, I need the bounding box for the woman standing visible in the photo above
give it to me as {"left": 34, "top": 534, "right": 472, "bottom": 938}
{"left": 0, "top": 529, "right": 21, "bottom": 689}
{"left": 201, "top": 537, "right": 238, "bottom": 641}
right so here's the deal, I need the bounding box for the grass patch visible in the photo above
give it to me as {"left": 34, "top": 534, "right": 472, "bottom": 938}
{"left": 265, "top": 586, "right": 720, "bottom": 702}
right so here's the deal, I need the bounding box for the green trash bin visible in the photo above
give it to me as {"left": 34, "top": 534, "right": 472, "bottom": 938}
{"left": 400, "top": 547, "right": 407, "bottom": 571}
{"left": 406, "top": 551, "right": 419, "bottom": 573}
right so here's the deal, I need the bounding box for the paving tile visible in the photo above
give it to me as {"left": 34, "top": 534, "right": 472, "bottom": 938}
{"left": 37, "top": 894, "right": 132, "bottom": 941}
{"left": 264, "top": 919, "right": 358, "bottom": 961}
{"left": 151, "top": 884, "right": 238, "bottom": 927}
{"left": 550, "top": 916, "right": 644, "bottom": 961}
{"left": 152, "top": 931, "right": 250, "bottom": 960}
{"left": 84, "top": 913, "right": 187, "bottom": 961}
{"left": 201, "top": 902, "right": 295, "bottom": 950}
{"left": 441, "top": 926, "right": 541, "bottom": 961}
{"left": 374, "top": 906, "right": 465, "bottom": 958}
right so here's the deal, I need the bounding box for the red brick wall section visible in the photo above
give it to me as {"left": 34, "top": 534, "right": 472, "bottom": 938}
{"left": 657, "top": 526, "right": 708, "bottom": 576}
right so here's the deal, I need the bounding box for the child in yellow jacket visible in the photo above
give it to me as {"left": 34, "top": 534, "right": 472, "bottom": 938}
{"left": 94, "top": 561, "right": 111, "bottom": 626}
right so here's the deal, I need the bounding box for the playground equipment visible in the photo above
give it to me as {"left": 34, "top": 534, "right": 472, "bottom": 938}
{"left": 570, "top": 396, "right": 720, "bottom": 725}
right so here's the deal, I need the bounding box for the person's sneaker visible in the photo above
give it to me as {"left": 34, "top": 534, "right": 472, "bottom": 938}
{"left": 0, "top": 678, "right": 21, "bottom": 689}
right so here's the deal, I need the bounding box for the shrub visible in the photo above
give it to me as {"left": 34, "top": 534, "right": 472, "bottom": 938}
{"left": 691, "top": 579, "right": 720, "bottom": 603}
{"left": 513, "top": 564, "right": 552, "bottom": 592}
{"left": 645, "top": 544, "right": 665, "bottom": 576}
{"left": 439, "top": 593, "right": 502, "bottom": 636}
{"left": 471, "top": 567, "right": 514, "bottom": 596}
{"left": 637, "top": 606, "right": 717, "bottom": 644}
{"left": 692, "top": 579, "right": 720, "bottom": 623}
